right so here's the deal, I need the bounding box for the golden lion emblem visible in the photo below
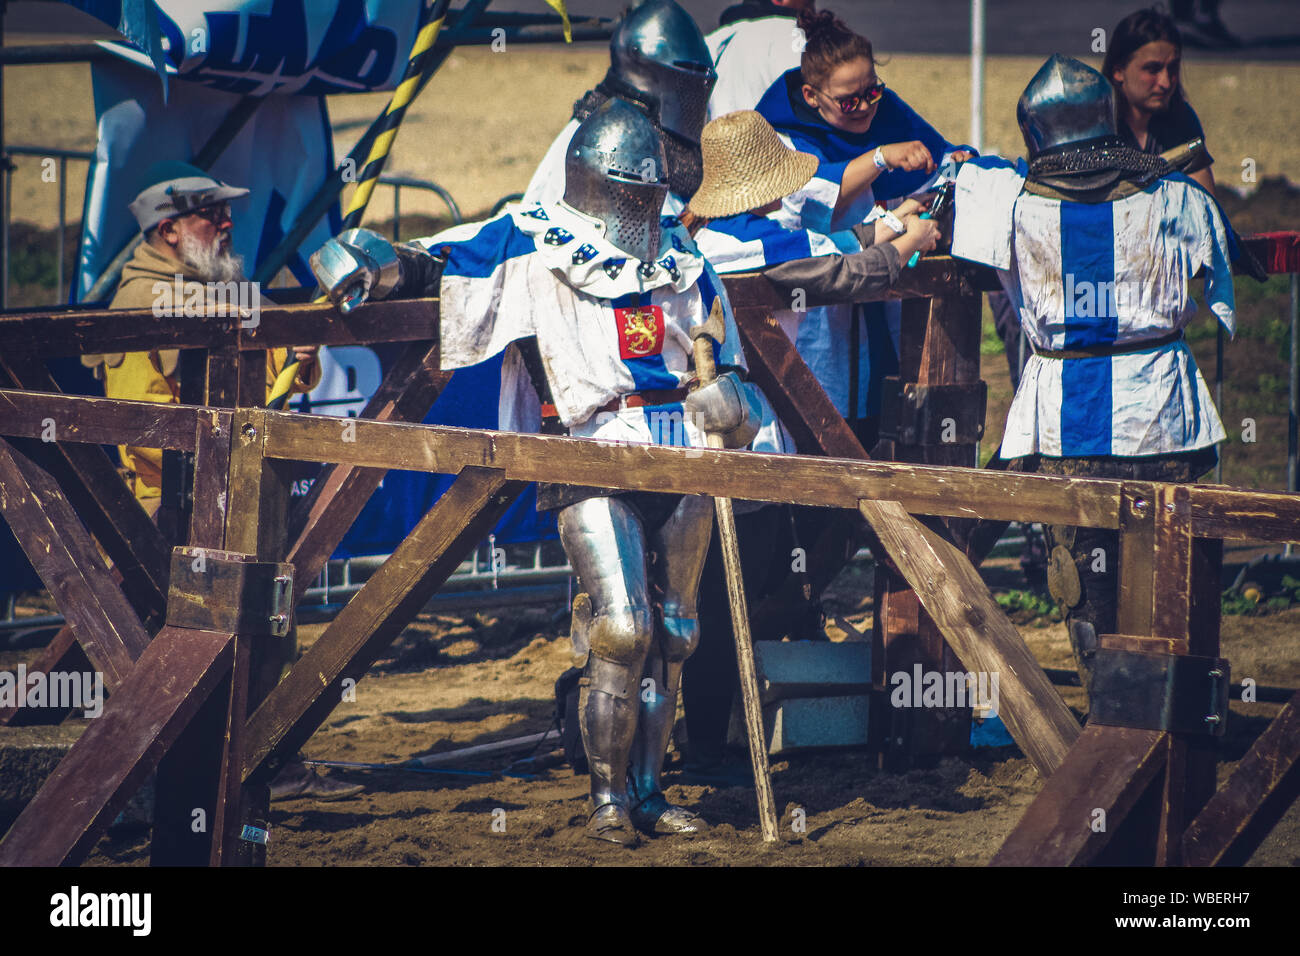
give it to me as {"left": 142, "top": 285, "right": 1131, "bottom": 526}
{"left": 621, "top": 309, "right": 661, "bottom": 356}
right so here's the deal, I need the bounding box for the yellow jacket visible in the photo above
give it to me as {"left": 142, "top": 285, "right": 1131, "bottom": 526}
{"left": 96, "top": 242, "right": 320, "bottom": 501}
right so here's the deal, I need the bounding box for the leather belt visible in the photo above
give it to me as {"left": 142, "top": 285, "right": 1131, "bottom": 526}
{"left": 1032, "top": 329, "right": 1184, "bottom": 360}
{"left": 541, "top": 386, "right": 690, "bottom": 421}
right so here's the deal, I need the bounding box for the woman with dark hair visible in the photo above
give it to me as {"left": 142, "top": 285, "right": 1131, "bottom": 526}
{"left": 1103, "top": 6, "right": 1216, "bottom": 194}
{"left": 755, "top": 9, "right": 973, "bottom": 232}
{"left": 752, "top": 9, "right": 971, "bottom": 444}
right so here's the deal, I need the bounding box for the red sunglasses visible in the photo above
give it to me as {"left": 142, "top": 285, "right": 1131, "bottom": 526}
{"left": 814, "top": 79, "right": 887, "bottom": 114}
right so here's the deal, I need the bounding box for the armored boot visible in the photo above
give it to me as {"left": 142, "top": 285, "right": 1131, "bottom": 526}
{"left": 628, "top": 621, "right": 707, "bottom": 836}
{"left": 579, "top": 654, "right": 643, "bottom": 847}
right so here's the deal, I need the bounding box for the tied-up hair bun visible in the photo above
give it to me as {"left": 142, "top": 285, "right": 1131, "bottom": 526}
{"left": 796, "top": 10, "right": 876, "bottom": 91}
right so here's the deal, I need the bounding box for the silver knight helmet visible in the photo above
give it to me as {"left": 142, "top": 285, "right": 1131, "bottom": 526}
{"left": 609, "top": 0, "right": 716, "bottom": 145}
{"left": 564, "top": 97, "right": 670, "bottom": 264}
{"left": 1017, "top": 54, "right": 1118, "bottom": 159}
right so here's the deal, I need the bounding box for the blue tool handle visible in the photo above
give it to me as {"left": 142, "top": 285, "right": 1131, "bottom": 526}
{"left": 906, "top": 211, "right": 932, "bottom": 268}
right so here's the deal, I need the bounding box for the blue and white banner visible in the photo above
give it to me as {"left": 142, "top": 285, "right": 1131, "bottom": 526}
{"left": 73, "top": 1, "right": 426, "bottom": 299}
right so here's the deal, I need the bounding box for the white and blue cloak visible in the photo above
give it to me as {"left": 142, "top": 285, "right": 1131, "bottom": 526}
{"left": 416, "top": 201, "right": 747, "bottom": 451}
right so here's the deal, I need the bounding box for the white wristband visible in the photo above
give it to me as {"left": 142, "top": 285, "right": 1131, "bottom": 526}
{"left": 873, "top": 146, "right": 889, "bottom": 171}
{"left": 879, "top": 210, "right": 905, "bottom": 236}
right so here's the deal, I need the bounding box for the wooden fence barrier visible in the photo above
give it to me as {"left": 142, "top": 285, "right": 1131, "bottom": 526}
{"left": 0, "top": 233, "right": 1295, "bottom": 866}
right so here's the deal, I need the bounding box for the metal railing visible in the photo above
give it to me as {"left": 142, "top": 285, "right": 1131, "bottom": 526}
{"left": 378, "top": 173, "right": 463, "bottom": 240}
{"left": 2, "top": 144, "right": 93, "bottom": 307}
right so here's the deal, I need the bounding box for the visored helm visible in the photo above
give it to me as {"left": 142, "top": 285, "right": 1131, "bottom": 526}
{"left": 564, "top": 97, "right": 669, "bottom": 264}
{"left": 609, "top": 0, "right": 716, "bottom": 144}
{"left": 1017, "top": 54, "right": 1118, "bottom": 159}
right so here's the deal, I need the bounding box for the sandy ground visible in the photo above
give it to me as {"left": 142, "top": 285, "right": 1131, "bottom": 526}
{"left": 5, "top": 46, "right": 1300, "bottom": 228}
{"left": 52, "top": 555, "right": 1295, "bottom": 868}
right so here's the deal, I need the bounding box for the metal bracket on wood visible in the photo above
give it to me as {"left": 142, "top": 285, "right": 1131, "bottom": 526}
{"left": 879, "top": 379, "right": 986, "bottom": 446}
{"left": 1089, "top": 647, "right": 1229, "bottom": 736}
{"left": 166, "top": 547, "right": 294, "bottom": 637}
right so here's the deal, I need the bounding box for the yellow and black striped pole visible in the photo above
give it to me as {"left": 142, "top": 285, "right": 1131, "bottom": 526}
{"left": 268, "top": 0, "right": 452, "bottom": 410}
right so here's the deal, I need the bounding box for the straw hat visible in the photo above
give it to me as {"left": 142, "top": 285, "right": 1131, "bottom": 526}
{"left": 689, "top": 111, "right": 818, "bottom": 219}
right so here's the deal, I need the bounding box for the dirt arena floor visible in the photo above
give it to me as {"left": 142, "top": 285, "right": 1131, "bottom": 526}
{"left": 58, "top": 558, "right": 1297, "bottom": 867}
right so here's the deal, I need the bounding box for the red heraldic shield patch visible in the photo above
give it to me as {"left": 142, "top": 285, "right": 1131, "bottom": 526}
{"left": 614, "top": 305, "right": 666, "bottom": 359}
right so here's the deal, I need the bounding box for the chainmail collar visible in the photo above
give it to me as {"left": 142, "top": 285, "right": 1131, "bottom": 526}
{"left": 1028, "top": 136, "right": 1172, "bottom": 197}
{"left": 572, "top": 85, "right": 702, "bottom": 198}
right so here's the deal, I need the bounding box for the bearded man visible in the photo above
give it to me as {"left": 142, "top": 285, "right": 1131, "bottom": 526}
{"left": 88, "top": 162, "right": 320, "bottom": 514}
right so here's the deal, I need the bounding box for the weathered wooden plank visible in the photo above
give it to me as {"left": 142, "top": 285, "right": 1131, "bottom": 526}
{"left": 1117, "top": 484, "right": 1157, "bottom": 637}
{"left": 720, "top": 258, "right": 1000, "bottom": 310}
{"left": 210, "top": 632, "right": 253, "bottom": 866}
{"left": 260, "top": 413, "right": 1126, "bottom": 530}
{"left": 286, "top": 340, "right": 451, "bottom": 592}
{"left": 730, "top": 307, "right": 868, "bottom": 459}
{"left": 0, "top": 389, "right": 200, "bottom": 450}
{"left": 221, "top": 409, "right": 293, "bottom": 867}
{"left": 861, "top": 501, "right": 1081, "bottom": 777}
{"left": 1183, "top": 689, "right": 1300, "bottom": 867}
{"left": 189, "top": 409, "right": 235, "bottom": 549}
{"left": 0, "top": 625, "right": 235, "bottom": 867}
{"left": 242, "top": 466, "right": 527, "bottom": 782}
{"left": 0, "top": 437, "right": 150, "bottom": 688}
{"left": 1148, "top": 483, "right": 1222, "bottom": 865}
{"left": 0, "top": 625, "right": 87, "bottom": 726}
{"left": 1186, "top": 486, "right": 1300, "bottom": 544}
{"left": 0, "top": 356, "right": 171, "bottom": 622}
{"left": 0, "top": 297, "right": 440, "bottom": 357}
{"left": 991, "top": 724, "right": 1168, "bottom": 866}
{"left": 205, "top": 347, "right": 240, "bottom": 407}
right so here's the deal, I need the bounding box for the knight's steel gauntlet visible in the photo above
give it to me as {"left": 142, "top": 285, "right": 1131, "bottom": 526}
{"left": 684, "top": 371, "right": 763, "bottom": 449}
{"left": 309, "top": 228, "right": 402, "bottom": 313}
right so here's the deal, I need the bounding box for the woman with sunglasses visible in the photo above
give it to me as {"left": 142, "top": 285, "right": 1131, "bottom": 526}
{"left": 755, "top": 9, "right": 974, "bottom": 233}
{"left": 753, "top": 9, "right": 973, "bottom": 448}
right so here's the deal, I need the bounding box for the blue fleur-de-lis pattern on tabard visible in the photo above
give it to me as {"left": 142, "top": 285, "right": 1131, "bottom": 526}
{"left": 657, "top": 255, "right": 680, "bottom": 281}
{"left": 637, "top": 261, "right": 657, "bottom": 279}
{"left": 572, "top": 243, "right": 599, "bottom": 264}
{"left": 603, "top": 258, "right": 626, "bottom": 279}
{"left": 521, "top": 206, "right": 550, "bottom": 220}
{"left": 544, "top": 226, "right": 573, "bottom": 246}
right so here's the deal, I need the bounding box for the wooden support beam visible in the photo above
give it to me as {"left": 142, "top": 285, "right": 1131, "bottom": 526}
{"left": 876, "top": 294, "right": 984, "bottom": 765}
{"left": 259, "top": 412, "right": 1125, "bottom": 530}
{"left": 0, "top": 625, "right": 235, "bottom": 867}
{"left": 0, "top": 355, "right": 171, "bottom": 622}
{"left": 720, "top": 259, "right": 1000, "bottom": 311}
{"left": 1183, "top": 689, "right": 1300, "bottom": 866}
{"left": 219, "top": 409, "right": 293, "bottom": 867}
{"left": 1150, "top": 485, "right": 1223, "bottom": 865}
{"left": 0, "top": 437, "right": 150, "bottom": 688}
{"left": 1186, "top": 486, "right": 1300, "bottom": 544}
{"left": 286, "top": 340, "right": 452, "bottom": 591}
{"left": 729, "top": 306, "right": 867, "bottom": 459}
{"left": 861, "top": 502, "right": 1081, "bottom": 777}
{"left": 0, "top": 296, "right": 440, "bottom": 358}
{"left": 0, "top": 625, "right": 88, "bottom": 726}
{"left": 991, "top": 724, "right": 1168, "bottom": 866}
{"left": 242, "top": 466, "right": 527, "bottom": 783}
{"left": 151, "top": 406, "right": 239, "bottom": 866}
{"left": 0, "top": 389, "right": 200, "bottom": 450}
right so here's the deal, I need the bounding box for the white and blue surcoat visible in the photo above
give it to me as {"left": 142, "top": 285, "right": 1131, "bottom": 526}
{"left": 419, "top": 201, "right": 745, "bottom": 451}
{"left": 951, "top": 156, "right": 1236, "bottom": 459}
